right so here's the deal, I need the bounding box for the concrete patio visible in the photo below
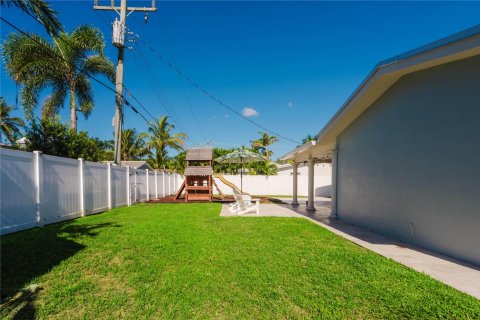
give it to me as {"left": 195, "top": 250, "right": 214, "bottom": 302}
{"left": 220, "top": 197, "right": 480, "bottom": 300}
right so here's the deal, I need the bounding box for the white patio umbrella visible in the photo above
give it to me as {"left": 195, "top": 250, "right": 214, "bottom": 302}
{"left": 215, "top": 149, "right": 266, "bottom": 193}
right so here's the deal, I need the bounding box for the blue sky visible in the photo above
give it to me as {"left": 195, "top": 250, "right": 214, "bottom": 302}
{"left": 1, "top": 1, "right": 480, "bottom": 158}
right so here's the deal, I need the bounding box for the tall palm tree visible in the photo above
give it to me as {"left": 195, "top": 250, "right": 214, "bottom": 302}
{"left": 146, "top": 116, "right": 187, "bottom": 169}
{"left": 2, "top": 25, "right": 115, "bottom": 132}
{"left": 0, "top": 97, "right": 25, "bottom": 143}
{"left": 250, "top": 131, "right": 279, "bottom": 161}
{"left": 121, "top": 128, "right": 150, "bottom": 161}
{"left": 1, "top": 0, "right": 62, "bottom": 36}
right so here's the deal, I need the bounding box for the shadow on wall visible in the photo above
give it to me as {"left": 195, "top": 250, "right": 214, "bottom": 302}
{"left": 315, "top": 185, "right": 332, "bottom": 197}
{"left": 0, "top": 221, "right": 120, "bottom": 319}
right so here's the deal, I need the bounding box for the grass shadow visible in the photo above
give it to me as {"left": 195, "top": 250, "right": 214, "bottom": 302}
{"left": 0, "top": 221, "right": 120, "bottom": 319}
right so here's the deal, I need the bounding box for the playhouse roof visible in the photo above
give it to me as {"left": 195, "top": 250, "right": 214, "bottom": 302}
{"left": 186, "top": 147, "right": 213, "bottom": 161}
{"left": 184, "top": 166, "right": 213, "bottom": 176}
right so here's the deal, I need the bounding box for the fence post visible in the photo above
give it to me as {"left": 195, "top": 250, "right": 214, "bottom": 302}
{"left": 126, "top": 166, "right": 130, "bottom": 206}
{"left": 134, "top": 168, "right": 138, "bottom": 203}
{"left": 154, "top": 170, "right": 158, "bottom": 199}
{"left": 162, "top": 171, "right": 166, "bottom": 197}
{"left": 33, "top": 151, "right": 43, "bottom": 227}
{"left": 78, "top": 158, "right": 85, "bottom": 217}
{"left": 168, "top": 173, "right": 171, "bottom": 195}
{"left": 146, "top": 169, "right": 150, "bottom": 201}
{"left": 107, "top": 163, "right": 112, "bottom": 209}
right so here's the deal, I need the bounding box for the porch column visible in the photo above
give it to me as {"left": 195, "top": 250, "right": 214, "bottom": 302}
{"left": 292, "top": 162, "right": 299, "bottom": 206}
{"left": 331, "top": 149, "right": 338, "bottom": 218}
{"left": 306, "top": 157, "right": 316, "bottom": 211}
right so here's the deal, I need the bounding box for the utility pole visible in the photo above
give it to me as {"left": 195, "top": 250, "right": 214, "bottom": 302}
{"left": 93, "top": 0, "right": 156, "bottom": 164}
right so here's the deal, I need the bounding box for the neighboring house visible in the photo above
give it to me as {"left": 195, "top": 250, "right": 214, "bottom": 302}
{"left": 281, "top": 26, "right": 480, "bottom": 265}
{"left": 104, "top": 161, "right": 154, "bottom": 171}
{"left": 276, "top": 162, "right": 331, "bottom": 176}
{"left": 15, "top": 137, "right": 29, "bottom": 149}
{"left": 0, "top": 137, "right": 29, "bottom": 149}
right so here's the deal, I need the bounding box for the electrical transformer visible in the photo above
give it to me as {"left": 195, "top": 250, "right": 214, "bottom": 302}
{"left": 112, "top": 18, "right": 125, "bottom": 48}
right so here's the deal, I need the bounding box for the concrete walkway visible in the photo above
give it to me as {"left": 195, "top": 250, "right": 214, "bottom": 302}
{"left": 220, "top": 198, "right": 480, "bottom": 299}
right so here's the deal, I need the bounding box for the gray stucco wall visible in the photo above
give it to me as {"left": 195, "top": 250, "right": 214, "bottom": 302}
{"left": 337, "top": 55, "right": 480, "bottom": 265}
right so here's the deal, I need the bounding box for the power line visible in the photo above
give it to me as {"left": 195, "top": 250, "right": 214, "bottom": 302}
{"left": 122, "top": 85, "right": 156, "bottom": 123}
{"left": 15, "top": 3, "right": 299, "bottom": 145}
{"left": 131, "top": 44, "right": 196, "bottom": 143}
{"left": 0, "top": 16, "right": 152, "bottom": 128}
{"left": 136, "top": 39, "right": 301, "bottom": 144}
{"left": 81, "top": 0, "right": 158, "bottom": 128}
{"left": 80, "top": 1, "right": 193, "bottom": 144}
{"left": 135, "top": 46, "right": 187, "bottom": 127}
{"left": 15, "top": 4, "right": 158, "bottom": 131}
{"left": 155, "top": 11, "right": 207, "bottom": 142}
{"left": 83, "top": 0, "right": 193, "bottom": 143}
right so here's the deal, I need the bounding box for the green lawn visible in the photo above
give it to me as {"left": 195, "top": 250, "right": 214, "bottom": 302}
{"left": 1, "top": 203, "right": 479, "bottom": 319}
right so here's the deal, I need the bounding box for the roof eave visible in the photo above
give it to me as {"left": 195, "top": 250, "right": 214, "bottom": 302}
{"left": 314, "top": 26, "right": 480, "bottom": 151}
{"left": 280, "top": 141, "right": 316, "bottom": 162}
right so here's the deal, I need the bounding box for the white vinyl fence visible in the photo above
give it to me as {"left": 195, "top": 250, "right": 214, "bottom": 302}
{"left": 214, "top": 174, "right": 332, "bottom": 197}
{"left": 0, "top": 148, "right": 182, "bottom": 236}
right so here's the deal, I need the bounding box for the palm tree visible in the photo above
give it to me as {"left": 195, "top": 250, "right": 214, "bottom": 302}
{"left": 121, "top": 129, "right": 150, "bottom": 161}
{"left": 2, "top": 25, "right": 115, "bottom": 132}
{"left": 164, "top": 151, "right": 186, "bottom": 174}
{"left": 1, "top": 0, "right": 62, "bottom": 36}
{"left": 250, "top": 131, "right": 279, "bottom": 161}
{"left": 0, "top": 97, "right": 25, "bottom": 144}
{"left": 145, "top": 116, "right": 187, "bottom": 169}
{"left": 302, "top": 134, "right": 316, "bottom": 144}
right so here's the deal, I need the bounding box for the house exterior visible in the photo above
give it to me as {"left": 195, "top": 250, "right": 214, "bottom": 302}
{"left": 281, "top": 26, "right": 480, "bottom": 265}
{"left": 276, "top": 162, "right": 331, "bottom": 176}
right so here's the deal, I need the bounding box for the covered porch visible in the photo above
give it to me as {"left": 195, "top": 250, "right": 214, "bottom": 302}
{"left": 280, "top": 141, "right": 337, "bottom": 215}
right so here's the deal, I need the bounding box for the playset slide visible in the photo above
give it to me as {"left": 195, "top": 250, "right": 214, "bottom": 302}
{"left": 214, "top": 174, "right": 250, "bottom": 195}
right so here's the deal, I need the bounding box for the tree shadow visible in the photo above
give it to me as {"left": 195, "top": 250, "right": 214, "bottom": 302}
{"left": 0, "top": 221, "right": 120, "bottom": 319}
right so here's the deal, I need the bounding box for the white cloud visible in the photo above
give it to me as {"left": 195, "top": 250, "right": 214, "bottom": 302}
{"left": 242, "top": 107, "right": 259, "bottom": 117}
{"left": 288, "top": 101, "right": 294, "bottom": 107}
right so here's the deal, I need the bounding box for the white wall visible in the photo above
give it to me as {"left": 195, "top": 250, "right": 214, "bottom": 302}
{"left": 277, "top": 163, "right": 331, "bottom": 176}
{"left": 214, "top": 174, "right": 331, "bottom": 197}
{"left": 0, "top": 148, "right": 181, "bottom": 236}
{"left": 337, "top": 55, "right": 480, "bottom": 265}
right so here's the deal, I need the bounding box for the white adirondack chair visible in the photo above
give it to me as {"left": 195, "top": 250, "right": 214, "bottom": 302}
{"left": 229, "top": 188, "right": 260, "bottom": 215}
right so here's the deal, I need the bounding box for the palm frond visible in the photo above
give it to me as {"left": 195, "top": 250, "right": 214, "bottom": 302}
{"left": 0, "top": 97, "right": 25, "bottom": 143}
{"left": 80, "top": 55, "right": 115, "bottom": 83}
{"left": 42, "top": 82, "right": 67, "bottom": 118}
{"left": 1, "top": 0, "right": 62, "bottom": 36}
{"left": 75, "top": 75, "right": 94, "bottom": 118}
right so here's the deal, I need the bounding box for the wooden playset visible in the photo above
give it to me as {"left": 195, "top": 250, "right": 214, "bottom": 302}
{"left": 175, "top": 147, "right": 215, "bottom": 202}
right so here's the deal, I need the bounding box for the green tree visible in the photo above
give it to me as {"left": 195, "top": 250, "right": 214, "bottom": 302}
{"left": 26, "top": 117, "right": 112, "bottom": 161}
{"left": 247, "top": 161, "right": 277, "bottom": 176}
{"left": 2, "top": 25, "right": 115, "bottom": 131}
{"left": 145, "top": 116, "right": 187, "bottom": 169}
{"left": 121, "top": 128, "right": 150, "bottom": 161}
{"left": 163, "top": 151, "right": 186, "bottom": 173}
{"left": 250, "top": 131, "right": 278, "bottom": 161}
{"left": 1, "top": 0, "right": 62, "bottom": 36}
{"left": 302, "top": 134, "right": 316, "bottom": 144}
{"left": 0, "top": 97, "right": 25, "bottom": 144}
